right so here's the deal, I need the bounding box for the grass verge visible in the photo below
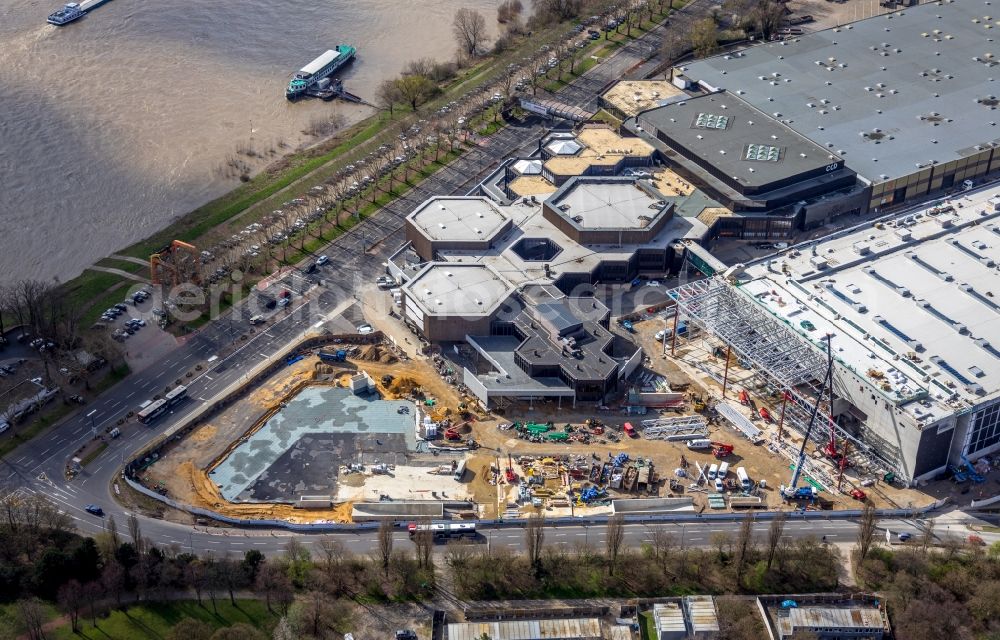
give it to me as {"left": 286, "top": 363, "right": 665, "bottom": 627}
{"left": 80, "top": 442, "right": 108, "bottom": 467}
{"left": 49, "top": 599, "right": 278, "bottom": 640}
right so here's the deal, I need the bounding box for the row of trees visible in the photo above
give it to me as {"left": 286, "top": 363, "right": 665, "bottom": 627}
{"left": 447, "top": 513, "right": 841, "bottom": 602}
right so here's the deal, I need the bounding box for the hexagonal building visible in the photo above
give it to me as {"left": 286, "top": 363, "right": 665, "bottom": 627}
{"left": 544, "top": 176, "right": 675, "bottom": 245}
{"left": 405, "top": 197, "right": 513, "bottom": 261}
{"left": 401, "top": 263, "right": 517, "bottom": 342}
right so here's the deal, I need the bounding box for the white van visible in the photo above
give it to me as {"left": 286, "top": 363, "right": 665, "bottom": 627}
{"left": 707, "top": 463, "right": 719, "bottom": 480}
{"left": 687, "top": 439, "right": 712, "bottom": 450}
{"left": 718, "top": 461, "right": 729, "bottom": 478}
{"left": 249, "top": 315, "right": 264, "bottom": 325}
{"left": 736, "top": 467, "right": 751, "bottom": 491}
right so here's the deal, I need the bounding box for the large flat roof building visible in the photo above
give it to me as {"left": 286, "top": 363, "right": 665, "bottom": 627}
{"left": 674, "top": 187, "right": 1000, "bottom": 484}
{"left": 401, "top": 263, "right": 516, "bottom": 342}
{"left": 678, "top": 0, "right": 1000, "bottom": 213}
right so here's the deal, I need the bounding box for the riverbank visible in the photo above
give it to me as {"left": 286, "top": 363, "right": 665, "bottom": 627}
{"left": 60, "top": 4, "right": 677, "bottom": 329}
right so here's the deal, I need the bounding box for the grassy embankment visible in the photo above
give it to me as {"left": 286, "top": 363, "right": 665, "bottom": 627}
{"left": 48, "top": 600, "right": 278, "bottom": 640}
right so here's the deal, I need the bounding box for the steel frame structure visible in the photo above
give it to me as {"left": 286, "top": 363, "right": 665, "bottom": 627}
{"left": 668, "top": 277, "right": 907, "bottom": 484}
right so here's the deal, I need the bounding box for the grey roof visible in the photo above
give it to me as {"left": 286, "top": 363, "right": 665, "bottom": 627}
{"left": 407, "top": 196, "right": 510, "bottom": 242}
{"left": 447, "top": 619, "right": 602, "bottom": 640}
{"left": 680, "top": 1, "right": 1000, "bottom": 185}
{"left": 403, "top": 263, "right": 515, "bottom": 317}
{"left": 547, "top": 177, "right": 671, "bottom": 230}
{"left": 210, "top": 386, "right": 416, "bottom": 501}
{"left": 534, "top": 301, "right": 582, "bottom": 334}
{"left": 638, "top": 92, "right": 839, "bottom": 190}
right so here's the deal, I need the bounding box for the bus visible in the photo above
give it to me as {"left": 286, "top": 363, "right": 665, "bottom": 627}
{"left": 407, "top": 522, "right": 476, "bottom": 540}
{"left": 164, "top": 385, "right": 187, "bottom": 407}
{"left": 137, "top": 399, "right": 167, "bottom": 424}
{"left": 137, "top": 385, "right": 188, "bottom": 424}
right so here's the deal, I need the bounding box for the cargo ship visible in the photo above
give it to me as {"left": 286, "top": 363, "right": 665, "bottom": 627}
{"left": 286, "top": 45, "right": 356, "bottom": 100}
{"left": 47, "top": 0, "right": 113, "bottom": 25}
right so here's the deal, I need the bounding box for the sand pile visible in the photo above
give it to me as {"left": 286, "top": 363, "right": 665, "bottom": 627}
{"left": 358, "top": 344, "right": 398, "bottom": 364}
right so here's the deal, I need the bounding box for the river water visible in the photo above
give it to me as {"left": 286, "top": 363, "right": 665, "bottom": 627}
{"left": 0, "top": 0, "right": 509, "bottom": 283}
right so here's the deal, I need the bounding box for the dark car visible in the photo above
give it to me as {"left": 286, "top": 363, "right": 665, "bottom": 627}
{"left": 305, "top": 263, "right": 318, "bottom": 274}
{"left": 84, "top": 504, "right": 104, "bottom": 517}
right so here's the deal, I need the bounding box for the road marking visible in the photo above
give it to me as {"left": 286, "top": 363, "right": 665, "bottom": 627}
{"left": 40, "top": 448, "right": 51, "bottom": 458}
{"left": 203, "top": 375, "right": 213, "bottom": 381}
{"left": 15, "top": 456, "right": 26, "bottom": 464}
{"left": 125, "top": 392, "right": 135, "bottom": 399}
{"left": 258, "top": 353, "right": 269, "bottom": 358}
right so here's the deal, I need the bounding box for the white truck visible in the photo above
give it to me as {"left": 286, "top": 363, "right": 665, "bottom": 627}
{"left": 737, "top": 467, "right": 751, "bottom": 491}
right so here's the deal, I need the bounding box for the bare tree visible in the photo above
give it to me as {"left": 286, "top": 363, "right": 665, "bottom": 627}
{"left": 525, "top": 514, "right": 545, "bottom": 573}
{"left": 649, "top": 526, "right": 676, "bottom": 577}
{"left": 376, "top": 80, "right": 402, "bottom": 118}
{"left": 690, "top": 18, "right": 720, "bottom": 58}
{"left": 606, "top": 513, "right": 626, "bottom": 576}
{"left": 453, "top": 8, "right": 489, "bottom": 58}
{"left": 856, "top": 502, "right": 878, "bottom": 562}
{"left": 497, "top": 0, "right": 523, "bottom": 23}
{"left": 57, "top": 580, "right": 84, "bottom": 633}
{"left": 733, "top": 512, "right": 756, "bottom": 587}
{"left": 101, "top": 560, "right": 125, "bottom": 608}
{"left": 82, "top": 581, "right": 103, "bottom": 627}
{"left": 413, "top": 517, "right": 434, "bottom": 569}
{"left": 18, "top": 598, "right": 48, "bottom": 640}
{"left": 921, "top": 519, "right": 935, "bottom": 554}
{"left": 376, "top": 518, "right": 394, "bottom": 576}
{"left": 184, "top": 559, "right": 206, "bottom": 606}
{"left": 766, "top": 510, "right": 786, "bottom": 570}
{"left": 255, "top": 563, "right": 290, "bottom": 614}
{"left": 127, "top": 512, "right": 143, "bottom": 556}
{"left": 749, "top": 0, "right": 785, "bottom": 39}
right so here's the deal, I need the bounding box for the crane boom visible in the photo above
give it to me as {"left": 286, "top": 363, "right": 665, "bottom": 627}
{"left": 783, "top": 335, "right": 834, "bottom": 499}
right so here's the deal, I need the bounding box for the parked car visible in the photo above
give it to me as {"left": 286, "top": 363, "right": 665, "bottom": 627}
{"left": 357, "top": 324, "right": 374, "bottom": 335}
{"left": 277, "top": 298, "right": 291, "bottom": 309}
{"left": 316, "top": 255, "right": 329, "bottom": 266}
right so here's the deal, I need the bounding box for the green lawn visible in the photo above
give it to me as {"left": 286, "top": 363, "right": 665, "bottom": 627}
{"left": 0, "top": 601, "right": 59, "bottom": 640}
{"left": 639, "top": 610, "right": 656, "bottom": 640}
{"left": 51, "top": 599, "right": 278, "bottom": 640}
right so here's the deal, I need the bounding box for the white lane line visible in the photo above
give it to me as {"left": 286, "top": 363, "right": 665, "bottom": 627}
{"left": 125, "top": 392, "right": 136, "bottom": 399}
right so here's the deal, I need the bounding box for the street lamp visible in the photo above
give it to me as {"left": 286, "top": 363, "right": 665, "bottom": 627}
{"left": 86, "top": 409, "right": 98, "bottom": 439}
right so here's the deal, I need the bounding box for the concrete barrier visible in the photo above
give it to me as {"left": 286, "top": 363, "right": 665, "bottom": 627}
{"left": 351, "top": 501, "right": 445, "bottom": 522}
{"left": 611, "top": 497, "right": 694, "bottom": 514}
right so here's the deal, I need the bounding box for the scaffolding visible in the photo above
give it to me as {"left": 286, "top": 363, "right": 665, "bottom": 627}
{"left": 667, "top": 277, "right": 906, "bottom": 485}
{"left": 640, "top": 415, "right": 708, "bottom": 440}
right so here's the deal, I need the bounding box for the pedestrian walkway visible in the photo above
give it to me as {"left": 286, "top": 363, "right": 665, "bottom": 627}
{"left": 86, "top": 265, "right": 151, "bottom": 283}
{"left": 111, "top": 254, "right": 151, "bottom": 267}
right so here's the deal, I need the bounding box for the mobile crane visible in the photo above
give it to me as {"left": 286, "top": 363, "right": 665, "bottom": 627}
{"left": 781, "top": 335, "right": 834, "bottom": 501}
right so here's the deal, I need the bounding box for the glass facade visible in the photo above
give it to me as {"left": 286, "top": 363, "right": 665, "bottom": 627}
{"left": 968, "top": 401, "right": 1000, "bottom": 455}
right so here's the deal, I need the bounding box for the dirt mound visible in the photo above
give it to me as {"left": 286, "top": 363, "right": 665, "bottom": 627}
{"left": 389, "top": 376, "right": 419, "bottom": 395}
{"left": 358, "top": 344, "right": 398, "bottom": 364}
